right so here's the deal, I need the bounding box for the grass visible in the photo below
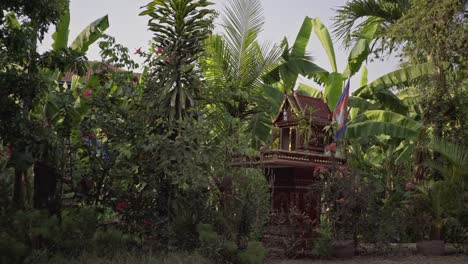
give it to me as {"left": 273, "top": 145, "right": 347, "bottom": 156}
{"left": 268, "top": 255, "right": 468, "bottom": 264}
{"left": 44, "top": 252, "right": 213, "bottom": 264}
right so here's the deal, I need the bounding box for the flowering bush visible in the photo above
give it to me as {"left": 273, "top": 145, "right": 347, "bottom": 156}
{"left": 83, "top": 88, "right": 93, "bottom": 99}
{"left": 317, "top": 167, "right": 368, "bottom": 241}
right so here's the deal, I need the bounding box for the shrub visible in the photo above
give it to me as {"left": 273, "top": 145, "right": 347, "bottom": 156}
{"left": 92, "top": 227, "right": 133, "bottom": 257}
{"left": 237, "top": 241, "right": 267, "bottom": 264}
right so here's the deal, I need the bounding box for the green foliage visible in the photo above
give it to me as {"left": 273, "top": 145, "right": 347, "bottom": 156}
{"left": 0, "top": 207, "right": 100, "bottom": 262}
{"left": 92, "top": 228, "right": 134, "bottom": 257}
{"left": 51, "top": 0, "right": 70, "bottom": 50}
{"left": 347, "top": 110, "right": 421, "bottom": 139}
{"left": 237, "top": 241, "right": 267, "bottom": 264}
{"left": 312, "top": 219, "right": 333, "bottom": 258}
{"left": 332, "top": 0, "right": 412, "bottom": 49}
{"left": 201, "top": 0, "right": 282, "bottom": 146}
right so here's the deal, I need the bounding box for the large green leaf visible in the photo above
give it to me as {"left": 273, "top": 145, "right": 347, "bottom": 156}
{"left": 397, "top": 86, "right": 419, "bottom": 106}
{"left": 5, "top": 13, "right": 21, "bottom": 29}
{"left": 312, "top": 17, "right": 337, "bottom": 72}
{"left": 52, "top": 0, "right": 70, "bottom": 50}
{"left": 70, "top": 15, "right": 109, "bottom": 54}
{"left": 349, "top": 96, "right": 381, "bottom": 111}
{"left": 324, "top": 72, "right": 344, "bottom": 109}
{"left": 347, "top": 109, "right": 421, "bottom": 139}
{"left": 357, "top": 63, "right": 435, "bottom": 97}
{"left": 374, "top": 88, "right": 408, "bottom": 115}
{"left": 346, "top": 121, "right": 419, "bottom": 139}
{"left": 360, "top": 110, "right": 421, "bottom": 131}
{"left": 354, "top": 63, "right": 435, "bottom": 113}
{"left": 359, "top": 65, "right": 368, "bottom": 87}
{"left": 286, "top": 58, "right": 328, "bottom": 78}
{"left": 291, "top": 17, "right": 312, "bottom": 59}
{"left": 347, "top": 38, "right": 370, "bottom": 76}
{"left": 296, "top": 83, "right": 322, "bottom": 98}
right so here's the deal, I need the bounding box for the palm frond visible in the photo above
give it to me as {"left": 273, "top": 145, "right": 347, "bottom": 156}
{"left": 432, "top": 138, "right": 468, "bottom": 169}
{"left": 332, "top": 0, "right": 412, "bottom": 47}
{"left": 222, "top": 0, "right": 264, "bottom": 72}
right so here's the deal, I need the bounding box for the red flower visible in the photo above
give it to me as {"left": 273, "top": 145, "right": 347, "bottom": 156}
{"left": 156, "top": 47, "right": 164, "bottom": 55}
{"left": 338, "top": 198, "right": 345, "bottom": 204}
{"left": 115, "top": 201, "right": 128, "bottom": 212}
{"left": 134, "top": 47, "right": 143, "bottom": 55}
{"left": 83, "top": 88, "right": 93, "bottom": 99}
{"left": 329, "top": 143, "right": 337, "bottom": 153}
{"left": 405, "top": 182, "right": 415, "bottom": 191}
{"left": 165, "top": 56, "right": 171, "bottom": 63}
{"left": 314, "top": 166, "right": 327, "bottom": 173}
{"left": 5, "top": 146, "right": 12, "bottom": 158}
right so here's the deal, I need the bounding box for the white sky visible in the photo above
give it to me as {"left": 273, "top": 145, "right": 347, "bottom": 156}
{"left": 38, "top": 0, "right": 402, "bottom": 91}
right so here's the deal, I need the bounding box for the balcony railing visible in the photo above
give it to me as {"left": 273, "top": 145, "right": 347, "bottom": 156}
{"left": 232, "top": 149, "right": 346, "bottom": 168}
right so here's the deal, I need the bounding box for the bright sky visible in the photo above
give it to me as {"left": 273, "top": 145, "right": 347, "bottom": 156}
{"left": 39, "top": 0, "right": 401, "bottom": 91}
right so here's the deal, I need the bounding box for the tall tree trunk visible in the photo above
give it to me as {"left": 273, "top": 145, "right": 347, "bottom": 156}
{"left": 13, "top": 168, "right": 33, "bottom": 209}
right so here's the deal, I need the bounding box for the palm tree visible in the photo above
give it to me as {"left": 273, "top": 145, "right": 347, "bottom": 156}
{"left": 201, "top": 0, "right": 282, "bottom": 146}
{"left": 332, "top": 0, "right": 413, "bottom": 49}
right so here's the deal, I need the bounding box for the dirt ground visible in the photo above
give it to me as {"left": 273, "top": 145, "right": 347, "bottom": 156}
{"left": 267, "top": 255, "right": 468, "bottom": 264}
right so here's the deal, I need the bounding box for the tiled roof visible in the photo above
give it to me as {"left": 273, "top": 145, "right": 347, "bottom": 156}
{"left": 289, "top": 93, "right": 331, "bottom": 120}
{"left": 273, "top": 93, "right": 332, "bottom": 125}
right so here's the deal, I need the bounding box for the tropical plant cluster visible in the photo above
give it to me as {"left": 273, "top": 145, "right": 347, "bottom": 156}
{"left": 0, "top": 0, "right": 467, "bottom": 263}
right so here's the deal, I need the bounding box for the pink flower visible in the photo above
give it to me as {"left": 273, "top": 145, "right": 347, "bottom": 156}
{"left": 115, "top": 201, "right": 128, "bottom": 212}
{"left": 329, "top": 143, "right": 336, "bottom": 153}
{"left": 338, "top": 198, "right": 345, "bottom": 204}
{"left": 165, "top": 56, "right": 171, "bottom": 63}
{"left": 143, "top": 219, "right": 153, "bottom": 226}
{"left": 134, "top": 47, "right": 143, "bottom": 55}
{"left": 83, "top": 88, "right": 93, "bottom": 99}
{"left": 405, "top": 203, "right": 411, "bottom": 209}
{"left": 156, "top": 47, "right": 164, "bottom": 55}
{"left": 405, "top": 182, "right": 415, "bottom": 191}
{"left": 5, "top": 146, "right": 12, "bottom": 158}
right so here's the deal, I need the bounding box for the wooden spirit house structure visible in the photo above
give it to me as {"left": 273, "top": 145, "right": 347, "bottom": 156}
{"left": 233, "top": 93, "right": 347, "bottom": 252}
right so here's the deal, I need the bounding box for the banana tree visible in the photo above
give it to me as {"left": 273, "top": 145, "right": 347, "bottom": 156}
{"left": 262, "top": 16, "right": 327, "bottom": 93}
{"left": 51, "top": 0, "right": 109, "bottom": 54}
{"left": 346, "top": 63, "right": 436, "bottom": 140}
{"left": 309, "top": 17, "right": 380, "bottom": 110}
